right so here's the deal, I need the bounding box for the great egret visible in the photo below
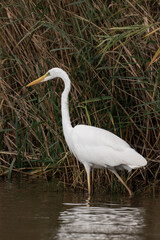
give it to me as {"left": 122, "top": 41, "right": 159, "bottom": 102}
{"left": 26, "top": 68, "right": 147, "bottom": 196}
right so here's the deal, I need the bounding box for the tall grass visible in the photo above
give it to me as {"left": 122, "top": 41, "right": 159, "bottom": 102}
{"left": 0, "top": 0, "right": 160, "bottom": 193}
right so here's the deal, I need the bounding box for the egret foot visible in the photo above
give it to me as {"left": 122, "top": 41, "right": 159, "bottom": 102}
{"left": 111, "top": 170, "right": 133, "bottom": 197}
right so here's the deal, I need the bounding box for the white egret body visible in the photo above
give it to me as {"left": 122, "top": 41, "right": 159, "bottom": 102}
{"left": 27, "top": 68, "right": 147, "bottom": 196}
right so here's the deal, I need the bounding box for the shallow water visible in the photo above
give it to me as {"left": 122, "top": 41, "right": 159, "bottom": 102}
{"left": 0, "top": 180, "right": 159, "bottom": 240}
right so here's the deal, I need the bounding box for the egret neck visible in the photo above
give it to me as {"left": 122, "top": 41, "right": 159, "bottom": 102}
{"left": 61, "top": 72, "right": 73, "bottom": 147}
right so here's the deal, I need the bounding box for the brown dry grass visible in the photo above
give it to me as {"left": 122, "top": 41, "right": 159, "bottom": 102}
{"left": 0, "top": 0, "right": 160, "bottom": 194}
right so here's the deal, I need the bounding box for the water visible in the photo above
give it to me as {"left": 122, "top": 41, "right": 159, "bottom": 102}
{"left": 0, "top": 180, "right": 160, "bottom": 240}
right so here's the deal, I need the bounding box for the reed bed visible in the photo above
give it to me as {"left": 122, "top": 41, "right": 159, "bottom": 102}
{"left": 0, "top": 0, "right": 160, "bottom": 194}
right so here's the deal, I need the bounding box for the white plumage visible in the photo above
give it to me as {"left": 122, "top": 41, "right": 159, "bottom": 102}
{"left": 27, "top": 67, "right": 147, "bottom": 196}
{"left": 70, "top": 125, "right": 146, "bottom": 170}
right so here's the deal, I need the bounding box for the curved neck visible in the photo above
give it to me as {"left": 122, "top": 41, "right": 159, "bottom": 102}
{"left": 61, "top": 73, "right": 73, "bottom": 142}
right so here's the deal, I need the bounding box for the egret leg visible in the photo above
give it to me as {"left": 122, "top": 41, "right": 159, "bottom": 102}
{"left": 84, "top": 164, "right": 91, "bottom": 195}
{"left": 111, "top": 170, "right": 133, "bottom": 196}
{"left": 87, "top": 171, "right": 91, "bottom": 195}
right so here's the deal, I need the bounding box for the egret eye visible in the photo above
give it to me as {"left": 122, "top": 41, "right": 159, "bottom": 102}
{"left": 46, "top": 72, "right": 51, "bottom": 76}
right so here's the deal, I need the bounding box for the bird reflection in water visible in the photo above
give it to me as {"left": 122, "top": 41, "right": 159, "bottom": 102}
{"left": 55, "top": 201, "right": 145, "bottom": 240}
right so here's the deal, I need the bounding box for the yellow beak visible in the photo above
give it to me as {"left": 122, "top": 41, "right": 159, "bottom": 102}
{"left": 26, "top": 73, "right": 47, "bottom": 87}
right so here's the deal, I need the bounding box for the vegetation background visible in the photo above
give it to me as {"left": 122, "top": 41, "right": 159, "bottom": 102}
{"left": 0, "top": 0, "right": 160, "bottom": 194}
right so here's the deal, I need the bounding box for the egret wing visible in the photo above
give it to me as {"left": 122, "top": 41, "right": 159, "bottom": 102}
{"left": 71, "top": 124, "right": 130, "bottom": 151}
{"left": 70, "top": 125, "right": 146, "bottom": 169}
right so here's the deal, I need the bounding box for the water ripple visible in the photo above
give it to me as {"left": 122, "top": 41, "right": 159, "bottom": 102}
{"left": 56, "top": 204, "right": 145, "bottom": 240}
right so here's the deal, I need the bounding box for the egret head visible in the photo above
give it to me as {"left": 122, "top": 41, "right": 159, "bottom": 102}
{"left": 26, "top": 67, "right": 66, "bottom": 87}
